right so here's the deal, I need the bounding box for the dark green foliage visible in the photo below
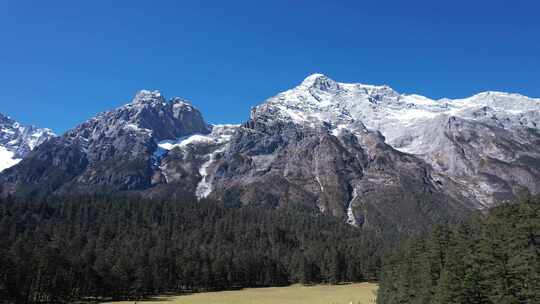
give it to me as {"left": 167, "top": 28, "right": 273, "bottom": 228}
{"left": 377, "top": 199, "right": 540, "bottom": 304}
{"left": 0, "top": 194, "right": 382, "bottom": 303}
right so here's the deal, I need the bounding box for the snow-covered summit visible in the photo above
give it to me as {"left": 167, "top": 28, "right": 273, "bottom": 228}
{"left": 255, "top": 74, "right": 540, "bottom": 153}
{"left": 132, "top": 89, "right": 164, "bottom": 104}
{"left": 0, "top": 113, "right": 55, "bottom": 172}
{"left": 299, "top": 73, "right": 341, "bottom": 92}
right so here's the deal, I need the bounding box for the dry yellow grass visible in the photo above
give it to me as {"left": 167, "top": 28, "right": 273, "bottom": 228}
{"left": 106, "top": 283, "right": 378, "bottom": 304}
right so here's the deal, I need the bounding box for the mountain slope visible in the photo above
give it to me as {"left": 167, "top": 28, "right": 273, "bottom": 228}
{"left": 204, "top": 117, "right": 470, "bottom": 233}
{"left": 0, "top": 113, "right": 55, "bottom": 172}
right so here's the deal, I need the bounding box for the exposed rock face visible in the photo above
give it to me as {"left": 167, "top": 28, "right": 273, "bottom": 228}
{"left": 0, "top": 113, "right": 55, "bottom": 172}
{"left": 150, "top": 124, "right": 239, "bottom": 198}
{"left": 410, "top": 114, "right": 540, "bottom": 207}
{"left": 204, "top": 119, "right": 469, "bottom": 233}
{"left": 0, "top": 90, "right": 209, "bottom": 196}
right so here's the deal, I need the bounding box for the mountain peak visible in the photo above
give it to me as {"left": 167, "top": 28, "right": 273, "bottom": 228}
{"left": 300, "top": 73, "right": 340, "bottom": 91}
{"left": 301, "top": 73, "right": 327, "bottom": 83}
{"left": 132, "top": 90, "right": 165, "bottom": 104}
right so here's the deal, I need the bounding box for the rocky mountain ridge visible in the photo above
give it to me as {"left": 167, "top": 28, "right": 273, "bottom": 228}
{"left": 0, "top": 90, "right": 209, "bottom": 196}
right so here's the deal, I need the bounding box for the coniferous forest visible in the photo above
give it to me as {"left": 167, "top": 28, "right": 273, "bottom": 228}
{"left": 377, "top": 199, "right": 540, "bottom": 304}
{"left": 1, "top": 194, "right": 538, "bottom": 304}
{"left": 0, "top": 195, "right": 382, "bottom": 303}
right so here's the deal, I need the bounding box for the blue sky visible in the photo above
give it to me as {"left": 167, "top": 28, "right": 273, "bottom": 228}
{"left": 1, "top": 0, "right": 539, "bottom": 133}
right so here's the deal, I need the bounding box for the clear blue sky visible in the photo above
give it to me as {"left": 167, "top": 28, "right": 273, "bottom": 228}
{"left": 1, "top": 0, "right": 539, "bottom": 133}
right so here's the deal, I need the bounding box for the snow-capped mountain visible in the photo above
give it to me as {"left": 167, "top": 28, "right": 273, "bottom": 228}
{"left": 1, "top": 75, "right": 539, "bottom": 233}
{"left": 0, "top": 113, "right": 55, "bottom": 172}
{"left": 257, "top": 74, "right": 540, "bottom": 152}
{"left": 254, "top": 74, "right": 540, "bottom": 206}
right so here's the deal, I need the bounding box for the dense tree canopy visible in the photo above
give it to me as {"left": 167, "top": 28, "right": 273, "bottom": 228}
{"left": 377, "top": 199, "right": 540, "bottom": 304}
{"left": 2, "top": 194, "right": 537, "bottom": 304}
{"left": 0, "top": 195, "right": 383, "bottom": 303}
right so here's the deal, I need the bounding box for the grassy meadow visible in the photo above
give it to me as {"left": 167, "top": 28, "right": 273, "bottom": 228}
{"left": 105, "top": 283, "right": 378, "bottom": 304}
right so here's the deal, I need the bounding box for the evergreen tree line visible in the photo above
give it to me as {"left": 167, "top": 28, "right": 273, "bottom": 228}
{"left": 377, "top": 199, "right": 540, "bottom": 304}
{"left": 0, "top": 195, "right": 383, "bottom": 303}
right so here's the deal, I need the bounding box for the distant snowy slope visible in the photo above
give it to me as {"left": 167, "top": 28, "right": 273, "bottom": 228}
{"left": 0, "top": 113, "right": 55, "bottom": 172}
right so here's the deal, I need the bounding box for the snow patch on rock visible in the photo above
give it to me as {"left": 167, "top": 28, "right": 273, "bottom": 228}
{"left": 151, "top": 124, "right": 239, "bottom": 198}
{"left": 0, "top": 146, "right": 21, "bottom": 172}
{"left": 195, "top": 145, "right": 226, "bottom": 199}
{"left": 346, "top": 188, "right": 358, "bottom": 226}
{"left": 154, "top": 124, "right": 237, "bottom": 159}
